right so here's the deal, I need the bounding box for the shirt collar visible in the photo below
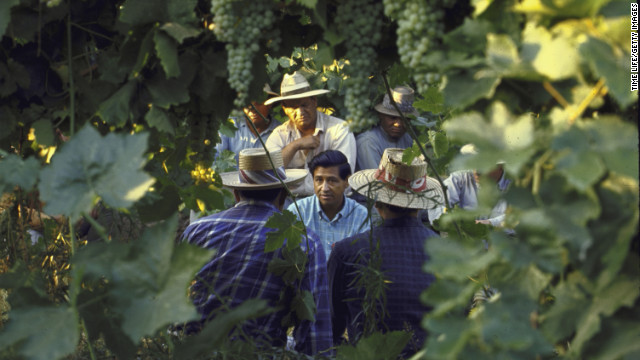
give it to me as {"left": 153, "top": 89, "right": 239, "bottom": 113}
{"left": 313, "top": 194, "right": 348, "bottom": 223}
{"left": 235, "top": 200, "right": 279, "bottom": 211}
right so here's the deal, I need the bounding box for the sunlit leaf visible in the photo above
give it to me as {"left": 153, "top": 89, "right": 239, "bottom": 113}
{"left": 160, "top": 22, "right": 200, "bottom": 44}
{"left": 38, "top": 124, "right": 154, "bottom": 219}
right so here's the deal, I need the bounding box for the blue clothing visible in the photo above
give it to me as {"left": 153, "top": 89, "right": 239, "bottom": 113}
{"left": 428, "top": 170, "right": 511, "bottom": 227}
{"left": 287, "top": 195, "right": 370, "bottom": 258}
{"left": 355, "top": 126, "right": 413, "bottom": 171}
{"left": 182, "top": 200, "right": 333, "bottom": 355}
{"left": 215, "top": 116, "right": 280, "bottom": 166}
{"left": 327, "top": 216, "right": 438, "bottom": 357}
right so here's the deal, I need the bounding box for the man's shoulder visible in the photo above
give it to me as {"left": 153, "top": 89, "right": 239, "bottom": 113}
{"left": 356, "top": 126, "right": 381, "bottom": 144}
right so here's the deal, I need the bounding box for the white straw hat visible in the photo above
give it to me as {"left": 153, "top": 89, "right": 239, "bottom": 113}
{"left": 348, "top": 148, "right": 444, "bottom": 209}
{"left": 264, "top": 71, "right": 330, "bottom": 105}
{"left": 220, "top": 148, "right": 307, "bottom": 189}
{"left": 374, "top": 86, "right": 419, "bottom": 117}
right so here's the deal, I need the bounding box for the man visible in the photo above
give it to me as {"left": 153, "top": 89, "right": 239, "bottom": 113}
{"left": 216, "top": 84, "right": 280, "bottom": 166}
{"left": 265, "top": 71, "right": 356, "bottom": 197}
{"left": 182, "top": 148, "right": 332, "bottom": 355}
{"left": 287, "top": 150, "right": 369, "bottom": 258}
{"left": 428, "top": 144, "right": 511, "bottom": 229}
{"left": 355, "top": 86, "right": 418, "bottom": 171}
{"left": 328, "top": 148, "right": 443, "bottom": 357}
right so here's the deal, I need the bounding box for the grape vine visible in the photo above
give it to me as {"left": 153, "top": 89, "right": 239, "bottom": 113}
{"left": 335, "top": 0, "right": 384, "bottom": 132}
{"left": 383, "top": 0, "right": 449, "bottom": 93}
{"left": 211, "top": 0, "right": 276, "bottom": 114}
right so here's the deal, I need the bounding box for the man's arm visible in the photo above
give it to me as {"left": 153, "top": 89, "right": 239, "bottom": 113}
{"left": 328, "top": 123, "right": 357, "bottom": 173}
{"left": 280, "top": 136, "right": 320, "bottom": 167}
{"left": 356, "top": 132, "right": 382, "bottom": 170}
{"left": 326, "top": 243, "right": 348, "bottom": 347}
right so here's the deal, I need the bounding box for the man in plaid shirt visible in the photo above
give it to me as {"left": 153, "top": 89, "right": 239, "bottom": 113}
{"left": 182, "top": 149, "right": 332, "bottom": 355}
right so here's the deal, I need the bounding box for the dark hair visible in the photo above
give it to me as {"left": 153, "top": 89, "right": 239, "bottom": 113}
{"left": 308, "top": 150, "right": 351, "bottom": 180}
{"left": 237, "top": 188, "right": 283, "bottom": 202}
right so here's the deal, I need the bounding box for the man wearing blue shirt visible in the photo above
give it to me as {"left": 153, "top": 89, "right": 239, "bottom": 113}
{"left": 216, "top": 85, "right": 280, "bottom": 166}
{"left": 182, "top": 149, "right": 332, "bottom": 355}
{"left": 355, "top": 86, "right": 418, "bottom": 171}
{"left": 328, "top": 148, "right": 443, "bottom": 357}
{"left": 288, "top": 150, "right": 369, "bottom": 258}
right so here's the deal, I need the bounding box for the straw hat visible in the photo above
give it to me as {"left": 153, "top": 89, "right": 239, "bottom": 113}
{"left": 349, "top": 148, "right": 444, "bottom": 209}
{"left": 374, "top": 86, "right": 419, "bottom": 117}
{"left": 264, "top": 71, "right": 330, "bottom": 105}
{"left": 220, "top": 148, "right": 307, "bottom": 189}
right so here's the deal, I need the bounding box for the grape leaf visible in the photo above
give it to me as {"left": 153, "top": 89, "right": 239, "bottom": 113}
{"left": 443, "top": 70, "right": 501, "bottom": 109}
{"left": 0, "top": 304, "right": 79, "bottom": 360}
{"left": 336, "top": 331, "right": 411, "bottom": 360}
{"left": 0, "top": 0, "right": 20, "bottom": 38}
{"left": 264, "top": 210, "right": 306, "bottom": 252}
{"left": 160, "top": 22, "right": 201, "bottom": 44}
{"left": 38, "top": 124, "right": 154, "bottom": 219}
{"left": 74, "top": 215, "right": 213, "bottom": 342}
{"left": 32, "top": 119, "right": 55, "bottom": 146}
{"left": 96, "top": 81, "right": 135, "bottom": 126}
{"left": 580, "top": 36, "right": 637, "bottom": 108}
{"left": 0, "top": 154, "right": 40, "bottom": 194}
{"left": 154, "top": 30, "right": 180, "bottom": 78}
{"left": 145, "top": 105, "right": 175, "bottom": 135}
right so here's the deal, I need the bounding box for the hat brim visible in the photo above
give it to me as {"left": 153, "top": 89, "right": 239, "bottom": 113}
{"left": 374, "top": 103, "right": 419, "bottom": 117}
{"left": 221, "top": 169, "right": 308, "bottom": 190}
{"left": 264, "top": 89, "right": 331, "bottom": 105}
{"left": 348, "top": 169, "right": 444, "bottom": 210}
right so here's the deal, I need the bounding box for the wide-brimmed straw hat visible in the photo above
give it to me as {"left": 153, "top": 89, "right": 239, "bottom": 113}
{"left": 374, "top": 86, "right": 419, "bottom": 117}
{"left": 349, "top": 148, "right": 444, "bottom": 209}
{"left": 220, "top": 148, "right": 307, "bottom": 189}
{"left": 264, "top": 71, "right": 330, "bottom": 105}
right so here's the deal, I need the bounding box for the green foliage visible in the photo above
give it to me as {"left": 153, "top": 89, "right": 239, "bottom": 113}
{"left": 335, "top": 330, "right": 410, "bottom": 360}
{"left": 38, "top": 125, "right": 155, "bottom": 220}
{"left": 0, "top": 0, "right": 638, "bottom": 359}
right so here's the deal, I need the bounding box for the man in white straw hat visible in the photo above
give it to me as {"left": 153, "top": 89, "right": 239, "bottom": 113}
{"left": 215, "top": 84, "right": 280, "bottom": 166}
{"left": 182, "top": 148, "right": 332, "bottom": 355}
{"left": 355, "top": 86, "right": 418, "bottom": 171}
{"left": 265, "top": 71, "right": 356, "bottom": 197}
{"left": 327, "top": 148, "right": 442, "bottom": 357}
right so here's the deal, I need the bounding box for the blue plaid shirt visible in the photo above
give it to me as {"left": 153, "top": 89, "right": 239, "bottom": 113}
{"left": 215, "top": 116, "right": 280, "bottom": 166}
{"left": 182, "top": 200, "right": 333, "bottom": 355}
{"left": 287, "top": 195, "right": 370, "bottom": 258}
{"left": 327, "top": 216, "right": 438, "bottom": 357}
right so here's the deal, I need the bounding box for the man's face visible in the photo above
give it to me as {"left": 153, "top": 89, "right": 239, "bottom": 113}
{"left": 243, "top": 101, "right": 271, "bottom": 129}
{"left": 313, "top": 165, "right": 348, "bottom": 210}
{"left": 379, "top": 113, "right": 406, "bottom": 140}
{"left": 282, "top": 96, "right": 318, "bottom": 132}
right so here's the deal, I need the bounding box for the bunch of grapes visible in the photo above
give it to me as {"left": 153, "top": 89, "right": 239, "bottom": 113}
{"left": 383, "top": 0, "right": 450, "bottom": 93}
{"left": 191, "top": 162, "right": 216, "bottom": 185}
{"left": 335, "top": 0, "right": 384, "bottom": 133}
{"left": 211, "top": 0, "right": 276, "bottom": 113}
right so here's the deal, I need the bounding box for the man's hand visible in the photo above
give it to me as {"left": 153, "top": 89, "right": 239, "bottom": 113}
{"left": 295, "top": 135, "right": 320, "bottom": 150}
{"left": 282, "top": 135, "right": 320, "bottom": 167}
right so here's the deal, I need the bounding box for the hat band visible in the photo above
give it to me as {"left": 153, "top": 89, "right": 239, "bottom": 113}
{"left": 374, "top": 168, "right": 427, "bottom": 193}
{"left": 239, "top": 166, "right": 287, "bottom": 185}
{"left": 280, "top": 85, "right": 314, "bottom": 97}
{"left": 382, "top": 96, "right": 415, "bottom": 114}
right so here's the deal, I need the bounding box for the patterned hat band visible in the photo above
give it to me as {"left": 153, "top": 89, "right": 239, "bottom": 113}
{"left": 239, "top": 166, "right": 287, "bottom": 185}
{"left": 280, "top": 85, "right": 313, "bottom": 97}
{"left": 373, "top": 167, "right": 428, "bottom": 193}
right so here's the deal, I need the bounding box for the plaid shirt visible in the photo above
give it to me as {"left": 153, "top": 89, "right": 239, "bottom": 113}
{"left": 327, "top": 216, "right": 438, "bottom": 357}
{"left": 182, "top": 200, "right": 333, "bottom": 355}
{"left": 287, "top": 195, "right": 370, "bottom": 258}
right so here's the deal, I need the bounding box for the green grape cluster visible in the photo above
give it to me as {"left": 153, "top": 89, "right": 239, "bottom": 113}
{"left": 335, "top": 0, "right": 384, "bottom": 133}
{"left": 211, "top": 0, "right": 276, "bottom": 111}
{"left": 384, "top": 0, "right": 449, "bottom": 93}
{"left": 191, "top": 162, "right": 216, "bottom": 185}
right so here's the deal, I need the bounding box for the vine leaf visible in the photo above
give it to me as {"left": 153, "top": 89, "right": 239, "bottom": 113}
{"left": 0, "top": 0, "right": 20, "bottom": 38}
{"left": 264, "top": 210, "right": 306, "bottom": 252}
{"left": 96, "top": 81, "right": 135, "bottom": 126}
{"left": 335, "top": 331, "right": 410, "bottom": 360}
{"left": 145, "top": 105, "right": 175, "bottom": 135}
{"left": 0, "top": 154, "right": 40, "bottom": 194}
{"left": 38, "top": 124, "right": 154, "bottom": 219}
{"left": 0, "top": 304, "right": 79, "bottom": 360}
{"left": 291, "top": 290, "right": 316, "bottom": 322}
{"left": 73, "top": 214, "right": 213, "bottom": 342}
{"left": 154, "top": 30, "right": 181, "bottom": 78}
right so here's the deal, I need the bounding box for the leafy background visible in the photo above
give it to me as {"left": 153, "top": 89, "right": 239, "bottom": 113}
{"left": 0, "top": 0, "right": 638, "bottom": 359}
